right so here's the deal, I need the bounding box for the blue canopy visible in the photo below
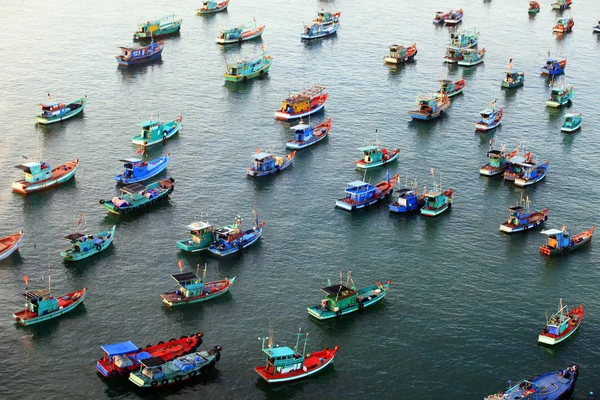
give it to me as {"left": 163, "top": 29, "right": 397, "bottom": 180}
{"left": 136, "top": 351, "right": 152, "bottom": 361}
{"left": 101, "top": 341, "right": 139, "bottom": 356}
{"left": 266, "top": 346, "right": 296, "bottom": 358}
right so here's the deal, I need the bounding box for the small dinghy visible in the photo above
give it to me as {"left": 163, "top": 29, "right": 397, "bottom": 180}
{"left": 561, "top": 113, "right": 582, "bottom": 133}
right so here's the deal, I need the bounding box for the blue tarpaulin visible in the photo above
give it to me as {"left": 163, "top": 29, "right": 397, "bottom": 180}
{"left": 101, "top": 341, "right": 139, "bottom": 356}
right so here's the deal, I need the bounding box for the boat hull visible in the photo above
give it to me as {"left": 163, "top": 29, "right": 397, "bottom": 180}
{"left": 35, "top": 98, "right": 86, "bottom": 124}
{"left": 500, "top": 218, "right": 547, "bottom": 233}
{"left": 501, "top": 80, "right": 524, "bottom": 88}
{"left": 479, "top": 166, "right": 508, "bottom": 176}
{"left": 131, "top": 120, "right": 181, "bottom": 147}
{"left": 546, "top": 99, "right": 571, "bottom": 108}
{"left": 254, "top": 347, "right": 339, "bottom": 383}
{"left": 538, "top": 323, "right": 579, "bottom": 345}
{"left": 161, "top": 278, "right": 236, "bottom": 307}
{"left": 420, "top": 203, "right": 450, "bottom": 217}
{"left": 514, "top": 171, "right": 547, "bottom": 187}
{"left": 457, "top": 59, "right": 484, "bottom": 67}
{"left": 114, "top": 156, "right": 170, "bottom": 184}
{"left": 13, "top": 288, "right": 86, "bottom": 326}
{"left": 301, "top": 24, "right": 338, "bottom": 40}
{"left": 408, "top": 110, "right": 444, "bottom": 120}
{"left": 389, "top": 201, "right": 424, "bottom": 213}
{"left": 61, "top": 226, "right": 116, "bottom": 262}
{"left": 176, "top": 240, "right": 211, "bottom": 252}
{"left": 0, "top": 231, "right": 23, "bottom": 261}
{"left": 12, "top": 159, "right": 79, "bottom": 195}
{"left": 307, "top": 283, "right": 390, "bottom": 320}
{"left": 275, "top": 101, "right": 326, "bottom": 121}
{"left": 223, "top": 61, "right": 272, "bottom": 82}
{"left": 197, "top": 2, "right": 229, "bottom": 14}
{"left": 116, "top": 49, "right": 163, "bottom": 66}
{"left": 356, "top": 151, "right": 400, "bottom": 170}
{"left": 561, "top": 122, "right": 582, "bottom": 133}
{"left": 475, "top": 120, "right": 502, "bottom": 131}
{"left": 101, "top": 180, "right": 174, "bottom": 215}
{"left": 540, "top": 235, "right": 593, "bottom": 256}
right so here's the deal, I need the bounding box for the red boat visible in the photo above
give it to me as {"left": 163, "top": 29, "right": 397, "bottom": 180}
{"left": 553, "top": 17, "right": 574, "bottom": 33}
{"left": 0, "top": 231, "right": 23, "bottom": 261}
{"left": 96, "top": 332, "right": 203, "bottom": 377}
{"left": 538, "top": 300, "right": 583, "bottom": 345}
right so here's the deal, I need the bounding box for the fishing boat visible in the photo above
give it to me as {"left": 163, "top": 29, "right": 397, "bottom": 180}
{"left": 131, "top": 117, "right": 182, "bottom": 147}
{"left": 286, "top": 118, "right": 332, "bottom": 150}
{"left": 275, "top": 85, "right": 328, "bottom": 120}
{"left": 254, "top": 328, "right": 339, "bottom": 383}
{"left": 499, "top": 196, "right": 548, "bottom": 233}
{"left": 96, "top": 333, "right": 204, "bottom": 378}
{"left": 308, "top": 272, "right": 392, "bottom": 320}
{"left": 420, "top": 169, "right": 453, "bottom": 217}
{"left": 551, "top": 0, "right": 572, "bottom": 11}
{"left": 546, "top": 82, "right": 574, "bottom": 108}
{"left": 129, "top": 345, "right": 222, "bottom": 388}
{"left": 208, "top": 213, "right": 264, "bottom": 257}
{"left": 540, "top": 225, "right": 594, "bottom": 255}
{"left": 0, "top": 231, "right": 23, "bottom": 261}
{"left": 389, "top": 177, "right": 426, "bottom": 213}
{"left": 437, "top": 79, "right": 465, "bottom": 97}
{"left": 355, "top": 135, "right": 400, "bottom": 170}
{"left": 60, "top": 225, "right": 116, "bottom": 262}
{"left": 115, "top": 40, "right": 164, "bottom": 66}
{"left": 485, "top": 364, "right": 578, "bottom": 400}
{"left": 528, "top": 1, "right": 541, "bottom": 13}
{"left": 443, "top": 46, "right": 464, "bottom": 63}
{"left": 475, "top": 100, "right": 503, "bottom": 131}
{"left": 538, "top": 299, "right": 583, "bottom": 345}
{"left": 408, "top": 93, "right": 450, "bottom": 120}
{"left": 540, "top": 57, "right": 567, "bottom": 76}
{"left": 216, "top": 20, "right": 265, "bottom": 44}
{"left": 12, "top": 158, "right": 79, "bottom": 195}
{"left": 12, "top": 277, "right": 86, "bottom": 326}
{"left": 176, "top": 220, "right": 215, "bottom": 252}
{"left": 444, "top": 9, "right": 463, "bottom": 25}
{"left": 457, "top": 48, "right": 486, "bottom": 67}
{"left": 514, "top": 161, "right": 549, "bottom": 187}
{"left": 35, "top": 96, "right": 86, "bottom": 124}
{"left": 561, "top": 113, "right": 583, "bottom": 133}
{"left": 335, "top": 172, "right": 398, "bottom": 211}
{"left": 553, "top": 17, "right": 574, "bottom": 33}
{"left": 383, "top": 43, "right": 418, "bottom": 64}
{"left": 197, "top": 0, "right": 229, "bottom": 14}
{"left": 133, "top": 15, "right": 182, "bottom": 40}
{"left": 247, "top": 149, "right": 296, "bottom": 177}
{"left": 114, "top": 154, "right": 170, "bottom": 184}
{"left": 503, "top": 151, "right": 535, "bottom": 181}
{"left": 301, "top": 22, "right": 338, "bottom": 40}
{"left": 480, "top": 141, "right": 519, "bottom": 177}
{"left": 593, "top": 21, "right": 600, "bottom": 33}
{"left": 223, "top": 49, "right": 273, "bottom": 82}
{"left": 433, "top": 11, "right": 449, "bottom": 24}
{"left": 502, "top": 59, "right": 525, "bottom": 88}
{"left": 99, "top": 178, "right": 174, "bottom": 215}
{"left": 314, "top": 10, "right": 341, "bottom": 25}
{"left": 161, "top": 264, "right": 235, "bottom": 307}
{"left": 449, "top": 28, "right": 479, "bottom": 48}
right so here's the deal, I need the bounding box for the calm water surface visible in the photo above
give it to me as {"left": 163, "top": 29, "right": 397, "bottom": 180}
{"left": 1, "top": 0, "right": 599, "bottom": 399}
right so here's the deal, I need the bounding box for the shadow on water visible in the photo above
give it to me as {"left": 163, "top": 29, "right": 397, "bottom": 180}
{"left": 218, "top": 37, "right": 264, "bottom": 54}
{"left": 386, "top": 60, "right": 417, "bottom": 81}
{"left": 224, "top": 75, "right": 271, "bottom": 95}
{"left": 35, "top": 113, "right": 85, "bottom": 135}
{"left": 18, "top": 178, "right": 78, "bottom": 211}
{"left": 255, "top": 364, "right": 337, "bottom": 399}
{"left": 62, "top": 245, "right": 117, "bottom": 276}
{"left": 116, "top": 60, "right": 164, "bottom": 82}
{"left": 103, "top": 201, "right": 174, "bottom": 226}
{"left": 502, "top": 85, "right": 523, "bottom": 103}
{"left": 561, "top": 131, "right": 578, "bottom": 152}
{"left": 0, "top": 250, "right": 24, "bottom": 267}
{"left": 461, "top": 64, "right": 482, "bottom": 79}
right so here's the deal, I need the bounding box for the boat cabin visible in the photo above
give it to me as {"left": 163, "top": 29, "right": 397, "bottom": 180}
{"left": 214, "top": 223, "right": 242, "bottom": 242}
{"left": 290, "top": 123, "right": 314, "bottom": 142}
{"left": 563, "top": 114, "right": 581, "bottom": 129}
{"left": 22, "top": 289, "right": 57, "bottom": 316}
{"left": 320, "top": 284, "right": 357, "bottom": 311}
{"left": 219, "top": 27, "right": 243, "bottom": 40}
{"left": 136, "top": 20, "right": 160, "bottom": 35}
{"left": 170, "top": 272, "right": 209, "bottom": 298}
{"left": 186, "top": 221, "right": 215, "bottom": 244}
{"left": 424, "top": 191, "right": 446, "bottom": 209}
{"left": 479, "top": 108, "right": 495, "bottom": 122}
{"left": 101, "top": 341, "right": 151, "bottom": 368}
{"left": 505, "top": 155, "right": 530, "bottom": 177}
{"left": 38, "top": 101, "right": 66, "bottom": 117}
{"left": 388, "top": 44, "right": 406, "bottom": 57}
{"left": 544, "top": 58, "right": 563, "bottom": 73}
{"left": 487, "top": 150, "right": 506, "bottom": 168}
{"left": 202, "top": 0, "right": 219, "bottom": 10}
{"left": 541, "top": 228, "right": 570, "bottom": 250}
{"left": 117, "top": 181, "right": 162, "bottom": 203}
{"left": 252, "top": 153, "right": 278, "bottom": 172}
{"left": 343, "top": 181, "right": 378, "bottom": 203}
{"left": 136, "top": 120, "right": 160, "bottom": 140}
{"left": 357, "top": 146, "right": 384, "bottom": 164}
{"left": 15, "top": 161, "right": 54, "bottom": 183}
{"left": 545, "top": 313, "right": 569, "bottom": 336}
{"left": 65, "top": 232, "right": 102, "bottom": 252}
{"left": 395, "top": 188, "right": 419, "bottom": 207}
{"left": 119, "top": 158, "right": 146, "bottom": 179}
{"left": 506, "top": 206, "right": 531, "bottom": 226}
{"left": 445, "top": 46, "right": 463, "bottom": 60}
{"left": 139, "top": 356, "right": 167, "bottom": 379}
{"left": 262, "top": 346, "right": 304, "bottom": 375}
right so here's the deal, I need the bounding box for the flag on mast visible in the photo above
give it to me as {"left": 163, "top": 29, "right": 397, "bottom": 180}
{"left": 178, "top": 260, "right": 183, "bottom": 272}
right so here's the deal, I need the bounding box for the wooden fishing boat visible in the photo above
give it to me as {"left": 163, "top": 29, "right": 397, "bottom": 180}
{"left": 129, "top": 346, "right": 222, "bottom": 388}
{"left": 540, "top": 57, "right": 567, "bottom": 76}
{"left": 389, "top": 176, "right": 426, "bottom": 213}
{"left": 12, "top": 159, "right": 78, "bottom": 195}
{"left": 437, "top": 79, "right": 465, "bottom": 97}
{"left": 528, "top": 1, "right": 541, "bottom": 13}
{"left": 457, "top": 48, "right": 485, "bottom": 67}
{"left": 479, "top": 141, "right": 519, "bottom": 176}
{"left": 443, "top": 45, "right": 464, "bottom": 64}
{"left": 538, "top": 300, "right": 583, "bottom": 345}
{"left": 383, "top": 43, "right": 417, "bottom": 64}
{"left": 286, "top": 118, "right": 331, "bottom": 150}
{"left": 13, "top": 279, "right": 86, "bottom": 326}
{"left": 313, "top": 10, "right": 341, "bottom": 26}
{"left": 131, "top": 117, "right": 182, "bottom": 147}
{"left": 216, "top": 21, "right": 265, "bottom": 44}
{"left": 503, "top": 151, "right": 534, "bottom": 181}
{"left": 254, "top": 328, "right": 339, "bottom": 383}
{"left": 485, "top": 364, "right": 578, "bottom": 400}
{"left": 96, "top": 333, "right": 204, "bottom": 378}
{"left": 301, "top": 23, "right": 338, "bottom": 40}
{"left": 223, "top": 50, "right": 273, "bottom": 82}
{"left": 208, "top": 213, "right": 264, "bottom": 257}
{"left": 546, "top": 83, "right": 574, "bottom": 108}
{"left": 540, "top": 226, "right": 594, "bottom": 255}
{"left": 421, "top": 189, "right": 454, "bottom": 217}
{"left": 308, "top": 272, "right": 392, "bottom": 320}
{"left": 355, "top": 135, "right": 400, "bottom": 170}
{"left": 247, "top": 150, "right": 296, "bottom": 177}
{"left": 561, "top": 113, "right": 582, "bottom": 133}
{"left": 0, "top": 231, "right": 23, "bottom": 261}
{"left": 449, "top": 28, "right": 479, "bottom": 48}
{"left": 275, "top": 85, "right": 328, "bottom": 120}
{"left": 161, "top": 264, "right": 235, "bottom": 307}
{"left": 475, "top": 101, "right": 503, "bottom": 131}
{"left": 433, "top": 11, "right": 449, "bottom": 24}
{"left": 514, "top": 161, "right": 549, "bottom": 187}
{"left": 551, "top": 0, "right": 572, "bottom": 11}
{"left": 99, "top": 178, "right": 174, "bottom": 215}
{"left": 61, "top": 225, "right": 116, "bottom": 262}
{"left": 335, "top": 172, "right": 398, "bottom": 211}
{"left": 502, "top": 59, "right": 524, "bottom": 88}
{"left": 114, "top": 154, "right": 170, "bottom": 184}
{"left": 176, "top": 220, "right": 216, "bottom": 252}
{"left": 197, "top": 0, "right": 229, "bottom": 14}
{"left": 444, "top": 9, "right": 463, "bottom": 25}
{"left": 408, "top": 93, "right": 450, "bottom": 120}
{"left": 553, "top": 17, "right": 574, "bottom": 33}
{"left": 35, "top": 96, "right": 86, "bottom": 124}
{"left": 499, "top": 197, "right": 548, "bottom": 233}
{"left": 133, "top": 15, "right": 182, "bottom": 40}
{"left": 115, "top": 40, "right": 164, "bottom": 66}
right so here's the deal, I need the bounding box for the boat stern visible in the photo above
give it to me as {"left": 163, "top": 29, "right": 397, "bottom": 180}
{"left": 537, "top": 334, "right": 558, "bottom": 345}
{"left": 335, "top": 200, "right": 354, "bottom": 211}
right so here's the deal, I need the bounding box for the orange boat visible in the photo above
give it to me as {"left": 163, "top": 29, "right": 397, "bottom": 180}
{"left": 0, "top": 231, "right": 23, "bottom": 261}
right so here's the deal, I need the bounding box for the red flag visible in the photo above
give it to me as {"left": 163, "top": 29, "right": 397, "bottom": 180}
{"left": 23, "top": 276, "right": 28, "bottom": 285}
{"left": 136, "top": 147, "right": 144, "bottom": 155}
{"left": 178, "top": 260, "right": 183, "bottom": 271}
{"left": 256, "top": 147, "right": 261, "bottom": 154}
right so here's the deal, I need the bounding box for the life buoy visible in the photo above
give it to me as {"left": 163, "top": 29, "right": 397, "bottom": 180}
{"left": 96, "top": 245, "right": 102, "bottom": 251}
{"left": 161, "top": 379, "right": 168, "bottom": 385}
{"left": 336, "top": 310, "right": 342, "bottom": 317}
{"left": 359, "top": 302, "right": 365, "bottom": 310}
{"left": 174, "top": 375, "right": 182, "bottom": 382}
{"left": 151, "top": 381, "right": 158, "bottom": 386}
{"left": 99, "top": 199, "right": 105, "bottom": 204}
{"left": 191, "top": 371, "right": 198, "bottom": 377}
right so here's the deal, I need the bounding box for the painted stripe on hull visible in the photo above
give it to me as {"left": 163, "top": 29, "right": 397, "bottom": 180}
{"left": 131, "top": 124, "right": 181, "bottom": 147}
{"left": 12, "top": 167, "right": 77, "bottom": 194}
{"left": 356, "top": 153, "right": 400, "bottom": 170}
{"left": 307, "top": 291, "right": 388, "bottom": 320}
{"left": 538, "top": 323, "right": 579, "bottom": 345}
{"left": 35, "top": 106, "right": 84, "bottom": 125}
{"left": 499, "top": 220, "right": 544, "bottom": 233}
{"left": 514, "top": 173, "right": 546, "bottom": 187}
{"left": 0, "top": 234, "right": 23, "bottom": 261}
{"left": 479, "top": 168, "right": 506, "bottom": 176}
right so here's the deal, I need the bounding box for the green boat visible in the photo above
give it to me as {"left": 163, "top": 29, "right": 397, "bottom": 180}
{"left": 176, "top": 220, "right": 215, "bottom": 252}
{"left": 131, "top": 117, "right": 182, "bottom": 147}
{"left": 60, "top": 225, "right": 116, "bottom": 262}
{"left": 35, "top": 96, "right": 87, "bottom": 124}
{"left": 546, "top": 84, "right": 574, "bottom": 108}
{"left": 99, "top": 178, "right": 174, "bottom": 215}
{"left": 223, "top": 50, "right": 273, "bottom": 82}
{"left": 133, "top": 15, "right": 182, "bottom": 41}
{"left": 420, "top": 170, "right": 454, "bottom": 217}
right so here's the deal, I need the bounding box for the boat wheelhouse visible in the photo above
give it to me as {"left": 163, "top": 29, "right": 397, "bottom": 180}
{"left": 485, "top": 365, "right": 578, "bottom": 400}
{"left": 216, "top": 21, "right": 265, "bottom": 44}
{"left": 247, "top": 150, "right": 296, "bottom": 177}
{"left": 449, "top": 28, "right": 478, "bottom": 48}
{"left": 335, "top": 172, "right": 398, "bottom": 211}
{"left": 408, "top": 93, "right": 450, "bottom": 120}
{"left": 131, "top": 117, "right": 182, "bottom": 147}
{"left": 499, "top": 197, "right": 548, "bottom": 233}
{"left": 223, "top": 50, "right": 273, "bottom": 82}
{"left": 275, "top": 85, "right": 328, "bottom": 120}
{"left": 60, "top": 225, "right": 116, "bottom": 261}
{"left": 561, "top": 113, "right": 582, "bottom": 133}
{"left": 437, "top": 79, "right": 465, "bottom": 97}
{"left": 479, "top": 142, "right": 519, "bottom": 177}
{"left": 389, "top": 176, "right": 426, "bottom": 213}
{"left": 538, "top": 299, "right": 583, "bottom": 345}
{"left": 176, "top": 221, "right": 215, "bottom": 252}
{"left": 540, "top": 226, "right": 594, "bottom": 255}
{"left": 161, "top": 266, "right": 235, "bottom": 307}
{"left": 208, "top": 213, "right": 264, "bottom": 257}
{"left": 540, "top": 57, "right": 567, "bottom": 76}
{"left": 197, "top": 0, "right": 229, "bottom": 14}
{"left": 513, "top": 161, "right": 549, "bottom": 187}
{"left": 35, "top": 97, "right": 86, "bottom": 124}
{"left": 133, "top": 15, "right": 182, "bottom": 40}
{"left": 0, "top": 231, "right": 23, "bottom": 261}
{"left": 114, "top": 154, "right": 170, "bottom": 184}
{"left": 457, "top": 48, "right": 485, "bottom": 67}
{"left": 13, "top": 284, "right": 86, "bottom": 326}
{"left": 115, "top": 40, "right": 164, "bottom": 66}
{"left": 383, "top": 43, "right": 417, "bottom": 64}
{"left": 286, "top": 118, "right": 332, "bottom": 150}
{"left": 12, "top": 159, "right": 79, "bottom": 195}
{"left": 100, "top": 179, "right": 174, "bottom": 215}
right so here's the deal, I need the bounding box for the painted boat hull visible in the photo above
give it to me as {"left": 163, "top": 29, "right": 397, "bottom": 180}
{"left": 301, "top": 24, "right": 338, "bottom": 40}
{"left": 541, "top": 235, "right": 593, "bottom": 256}
{"left": 479, "top": 165, "right": 508, "bottom": 176}
{"left": 254, "top": 347, "right": 339, "bottom": 383}
{"left": 131, "top": 121, "right": 181, "bottom": 147}
{"left": 356, "top": 151, "right": 400, "bottom": 170}
{"left": 408, "top": 111, "right": 444, "bottom": 120}
{"left": 457, "top": 59, "right": 484, "bottom": 67}
{"left": 223, "top": 61, "right": 272, "bottom": 82}
{"left": 133, "top": 22, "right": 181, "bottom": 40}
{"left": 100, "top": 180, "right": 174, "bottom": 215}
{"left": 501, "top": 80, "right": 524, "bottom": 88}
{"left": 561, "top": 122, "right": 582, "bottom": 133}
{"left": 35, "top": 98, "right": 86, "bottom": 124}
{"left": 129, "top": 355, "right": 219, "bottom": 388}
{"left": 116, "top": 48, "right": 163, "bottom": 66}
{"left": 594, "top": 26, "right": 600, "bottom": 32}
{"left": 389, "top": 199, "right": 425, "bottom": 213}
{"left": 216, "top": 28, "right": 264, "bottom": 44}
{"left": 0, "top": 232, "right": 23, "bottom": 261}
{"left": 546, "top": 99, "right": 571, "bottom": 108}
{"left": 12, "top": 159, "right": 78, "bottom": 195}
{"left": 421, "top": 203, "right": 450, "bottom": 217}
{"left": 60, "top": 226, "right": 116, "bottom": 262}
{"left": 114, "top": 156, "right": 170, "bottom": 184}
{"left": 307, "top": 283, "right": 391, "bottom": 320}
{"left": 384, "top": 49, "right": 417, "bottom": 64}
{"left": 161, "top": 277, "right": 236, "bottom": 307}
{"left": 475, "top": 120, "right": 502, "bottom": 131}
{"left": 247, "top": 154, "right": 295, "bottom": 177}
{"left": 275, "top": 100, "right": 326, "bottom": 121}
{"left": 176, "top": 240, "right": 211, "bottom": 252}
{"left": 197, "top": 2, "right": 229, "bottom": 14}
{"left": 514, "top": 170, "right": 547, "bottom": 187}
{"left": 286, "top": 120, "right": 331, "bottom": 150}
{"left": 208, "top": 229, "right": 262, "bottom": 257}
{"left": 13, "top": 288, "right": 86, "bottom": 326}
{"left": 538, "top": 322, "right": 580, "bottom": 345}
{"left": 500, "top": 219, "right": 546, "bottom": 233}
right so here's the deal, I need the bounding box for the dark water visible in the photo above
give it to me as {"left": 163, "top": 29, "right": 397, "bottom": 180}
{"left": 1, "top": 0, "right": 599, "bottom": 398}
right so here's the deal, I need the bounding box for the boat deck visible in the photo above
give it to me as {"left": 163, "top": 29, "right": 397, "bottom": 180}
{"left": 16, "top": 162, "right": 77, "bottom": 186}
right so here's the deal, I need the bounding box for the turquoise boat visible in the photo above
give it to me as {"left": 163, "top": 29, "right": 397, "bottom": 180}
{"left": 133, "top": 15, "right": 182, "bottom": 41}
{"left": 131, "top": 117, "right": 182, "bottom": 147}
{"left": 561, "top": 113, "right": 583, "bottom": 133}
{"left": 176, "top": 220, "right": 216, "bottom": 252}
{"left": 546, "top": 83, "right": 574, "bottom": 108}
{"left": 60, "top": 225, "right": 116, "bottom": 262}
{"left": 501, "top": 59, "right": 524, "bottom": 88}
{"left": 355, "top": 142, "right": 400, "bottom": 170}
{"left": 420, "top": 169, "right": 454, "bottom": 217}
{"left": 13, "top": 281, "right": 86, "bottom": 326}
{"left": 99, "top": 178, "right": 174, "bottom": 215}
{"left": 160, "top": 265, "right": 236, "bottom": 307}
{"left": 197, "top": 0, "right": 229, "bottom": 14}
{"left": 35, "top": 96, "right": 86, "bottom": 124}
{"left": 223, "top": 50, "right": 273, "bottom": 82}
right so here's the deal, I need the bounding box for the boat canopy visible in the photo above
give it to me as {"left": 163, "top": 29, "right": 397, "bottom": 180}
{"left": 508, "top": 206, "right": 524, "bottom": 211}
{"left": 171, "top": 272, "right": 199, "bottom": 283}
{"left": 425, "top": 191, "right": 442, "bottom": 198}
{"left": 541, "top": 229, "right": 564, "bottom": 236}
{"left": 480, "top": 108, "right": 493, "bottom": 116}
{"left": 186, "top": 221, "right": 212, "bottom": 231}
{"left": 396, "top": 188, "right": 414, "bottom": 196}
{"left": 38, "top": 101, "right": 61, "bottom": 107}
{"left": 290, "top": 123, "right": 310, "bottom": 131}
{"left": 15, "top": 162, "right": 42, "bottom": 173}
{"left": 265, "top": 346, "right": 296, "bottom": 358}
{"left": 507, "top": 155, "right": 528, "bottom": 165}
{"left": 65, "top": 232, "right": 85, "bottom": 241}
{"left": 136, "top": 120, "right": 160, "bottom": 128}
{"left": 253, "top": 152, "right": 273, "bottom": 160}
{"left": 119, "top": 158, "right": 142, "bottom": 163}
{"left": 141, "top": 356, "right": 166, "bottom": 367}
{"left": 321, "top": 284, "right": 355, "bottom": 296}
{"left": 101, "top": 341, "right": 139, "bottom": 356}
{"left": 357, "top": 146, "right": 379, "bottom": 152}
{"left": 487, "top": 149, "right": 502, "bottom": 156}
{"left": 20, "top": 289, "right": 50, "bottom": 300}
{"left": 122, "top": 183, "right": 146, "bottom": 194}
{"left": 346, "top": 180, "right": 369, "bottom": 188}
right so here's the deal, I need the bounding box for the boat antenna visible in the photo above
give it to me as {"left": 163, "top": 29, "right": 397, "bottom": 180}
{"left": 294, "top": 327, "right": 302, "bottom": 352}
{"left": 203, "top": 263, "right": 207, "bottom": 280}
{"left": 545, "top": 310, "right": 549, "bottom": 324}
{"left": 302, "top": 331, "right": 309, "bottom": 356}
{"left": 375, "top": 128, "right": 379, "bottom": 149}
{"left": 346, "top": 271, "right": 352, "bottom": 287}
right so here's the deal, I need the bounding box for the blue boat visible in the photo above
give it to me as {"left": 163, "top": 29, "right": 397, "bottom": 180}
{"left": 540, "top": 57, "right": 567, "bottom": 76}
{"left": 247, "top": 150, "right": 296, "bottom": 177}
{"left": 389, "top": 178, "right": 426, "bottom": 213}
{"left": 514, "top": 161, "right": 549, "bottom": 187}
{"left": 335, "top": 172, "right": 398, "bottom": 211}
{"left": 115, "top": 40, "right": 164, "bottom": 66}
{"left": 208, "top": 213, "right": 264, "bottom": 257}
{"left": 114, "top": 154, "right": 170, "bottom": 184}
{"left": 484, "top": 364, "right": 578, "bottom": 400}
{"left": 301, "top": 23, "right": 338, "bottom": 40}
{"left": 286, "top": 118, "right": 332, "bottom": 150}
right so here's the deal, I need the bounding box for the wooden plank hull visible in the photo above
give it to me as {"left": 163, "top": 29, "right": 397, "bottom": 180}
{"left": 13, "top": 288, "right": 86, "bottom": 326}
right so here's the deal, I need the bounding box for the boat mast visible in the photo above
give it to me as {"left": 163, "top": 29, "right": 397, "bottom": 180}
{"left": 301, "top": 332, "right": 309, "bottom": 357}
{"left": 294, "top": 327, "right": 302, "bottom": 352}
{"left": 203, "top": 263, "right": 207, "bottom": 281}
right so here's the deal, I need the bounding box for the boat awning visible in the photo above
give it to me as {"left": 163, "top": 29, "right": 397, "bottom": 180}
{"left": 545, "top": 57, "right": 558, "bottom": 62}
{"left": 65, "top": 232, "right": 85, "bottom": 241}
{"left": 119, "top": 158, "right": 142, "bottom": 163}
{"left": 508, "top": 206, "right": 524, "bottom": 211}
{"left": 141, "top": 356, "right": 166, "bottom": 367}
{"left": 15, "top": 162, "right": 40, "bottom": 173}
{"left": 290, "top": 124, "right": 310, "bottom": 131}
{"left": 320, "top": 284, "right": 354, "bottom": 296}
{"left": 487, "top": 150, "right": 502, "bottom": 156}
{"left": 38, "top": 101, "right": 60, "bottom": 107}
{"left": 396, "top": 188, "right": 413, "bottom": 195}
{"left": 507, "top": 155, "right": 526, "bottom": 165}
{"left": 541, "top": 229, "right": 563, "bottom": 236}
{"left": 171, "top": 272, "right": 199, "bottom": 283}
{"left": 101, "top": 341, "right": 139, "bottom": 356}
{"left": 122, "top": 183, "right": 146, "bottom": 194}
{"left": 20, "top": 289, "right": 49, "bottom": 300}
{"left": 186, "top": 221, "right": 212, "bottom": 231}
{"left": 265, "top": 346, "right": 296, "bottom": 358}
{"left": 424, "top": 191, "right": 442, "bottom": 197}
{"left": 253, "top": 153, "right": 272, "bottom": 160}
{"left": 357, "top": 146, "right": 378, "bottom": 152}
{"left": 480, "top": 109, "right": 493, "bottom": 115}
{"left": 136, "top": 120, "right": 160, "bottom": 127}
{"left": 347, "top": 180, "right": 368, "bottom": 187}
